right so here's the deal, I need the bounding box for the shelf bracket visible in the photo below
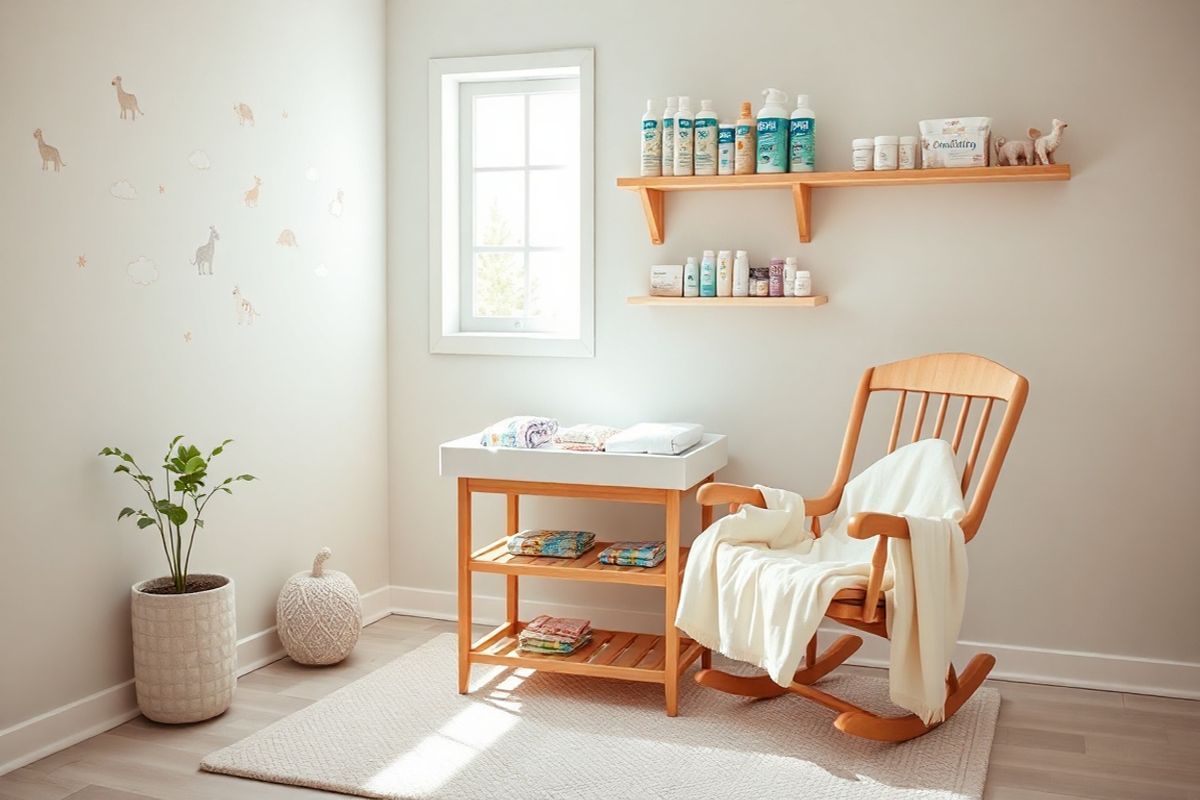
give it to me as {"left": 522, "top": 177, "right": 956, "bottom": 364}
{"left": 792, "top": 183, "right": 812, "bottom": 243}
{"left": 638, "top": 188, "right": 665, "bottom": 245}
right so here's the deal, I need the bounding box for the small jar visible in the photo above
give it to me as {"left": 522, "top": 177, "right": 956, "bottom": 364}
{"left": 750, "top": 267, "right": 769, "bottom": 297}
{"left": 793, "top": 270, "right": 812, "bottom": 297}
{"left": 768, "top": 259, "right": 785, "bottom": 297}
{"left": 874, "top": 136, "right": 898, "bottom": 170}
{"left": 852, "top": 138, "right": 874, "bottom": 171}
{"left": 898, "top": 135, "right": 917, "bottom": 169}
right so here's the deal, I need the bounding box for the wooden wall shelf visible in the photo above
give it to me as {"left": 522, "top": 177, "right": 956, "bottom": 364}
{"left": 616, "top": 164, "right": 1071, "bottom": 244}
{"left": 628, "top": 295, "right": 828, "bottom": 308}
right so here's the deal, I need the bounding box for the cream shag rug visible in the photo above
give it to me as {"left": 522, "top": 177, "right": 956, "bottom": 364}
{"left": 202, "top": 633, "right": 998, "bottom": 799}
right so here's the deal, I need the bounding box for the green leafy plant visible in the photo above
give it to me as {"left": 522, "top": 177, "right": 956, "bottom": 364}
{"left": 99, "top": 436, "right": 256, "bottom": 593}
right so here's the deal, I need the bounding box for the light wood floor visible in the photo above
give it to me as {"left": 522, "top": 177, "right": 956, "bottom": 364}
{"left": 2, "top": 615, "right": 1197, "bottom": 800}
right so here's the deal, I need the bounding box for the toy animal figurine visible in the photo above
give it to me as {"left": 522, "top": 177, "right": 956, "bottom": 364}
{"left": 1029, "top": 119, "right": 1068, "bottom": 165}
{"left": 994, "top": 135, "right": 1034, "bottom": 166}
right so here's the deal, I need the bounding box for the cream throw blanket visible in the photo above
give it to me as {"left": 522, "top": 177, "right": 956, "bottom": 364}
{"left": 675, "top": 439, "right": 968, "bottom": 724}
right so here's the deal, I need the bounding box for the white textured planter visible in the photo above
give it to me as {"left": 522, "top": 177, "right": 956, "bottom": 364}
{"left": 130, "top": 574, "right": 236, "bottom": 724}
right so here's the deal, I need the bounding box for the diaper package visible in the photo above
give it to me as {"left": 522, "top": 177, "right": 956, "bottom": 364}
{"left": 919, "top": 117, "right": 992, "bottom": 168}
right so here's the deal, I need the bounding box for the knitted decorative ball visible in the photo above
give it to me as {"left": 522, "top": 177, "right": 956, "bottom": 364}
{"left": 276, "top": 547, "right": 362, "bottom": 665}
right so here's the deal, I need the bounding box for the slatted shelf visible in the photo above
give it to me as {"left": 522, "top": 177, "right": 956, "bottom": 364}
{"left": 470, "top": 624, "right": 704, "bottom": 684}
{"left": 470, "top": 537, "right": 689, "bottom": 587}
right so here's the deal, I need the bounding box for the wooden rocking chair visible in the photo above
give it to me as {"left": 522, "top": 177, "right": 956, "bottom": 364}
{"left": 693, "top": 353, "right": 1028, "bottom": 742}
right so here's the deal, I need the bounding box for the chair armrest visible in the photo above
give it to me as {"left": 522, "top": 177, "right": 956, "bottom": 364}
{"left": 847, "top": 512, "right": 910, "bottom": 541}
{"left": 696, "top": 482, "right": 765, "bottom": 510}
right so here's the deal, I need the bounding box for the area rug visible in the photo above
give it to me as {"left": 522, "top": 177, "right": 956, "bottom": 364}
{"left": 202, "top": 633, "right": 998, "bottom": 799}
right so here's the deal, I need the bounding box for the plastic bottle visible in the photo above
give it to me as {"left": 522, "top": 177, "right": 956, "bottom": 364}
{"left": 768, "top": 258, "right": 785, "bottom": 296}
{"left": 717, "top": 124, "right": 735, "bottom": 175}
{"left": 683, "top": 256, "right": 699, "bottom": 297}
{"left": 732, "top": 250, "right": 750, "bottom": 296}
{"left": 755, "top": 89, "right": 789, "bottom": 173}
{"left": 734, "top": 102, "right": 757, "bottom": 175}
{"left": 641, "top": 100, "right": 661, "bottom": 177}
{"left": 699, "top": 250, "right": 716, "bottom": 297}
{"left": 716, "top": 250, "right": 733, "bottom": 296}
{"left": 694, "top": 100, "right": 719, "bottom": 176}
{"left": 788, "top": 94, "right": 815, "bottom": 173}
{"left": 794, "top": 270, "right": 812, "bottom": 297}
{"left": 673, "top": 96, "right": 694, "bottom": 176}
{"left": 662, "top": 97, "right": 677, "bottom": 175}
{"left": 783, "top": 256, "right": 797, "bottom": 296}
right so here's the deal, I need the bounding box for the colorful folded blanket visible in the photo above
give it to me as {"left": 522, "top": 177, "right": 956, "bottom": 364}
{"left": 480, "top": 416, "right": 559, "bottom": 449}
{"left": 507, "top": 530, "right": 596, "bottom": 559}
{"left": 599, "top": 541, "right": 668, "bottom": 568}
{"left": 553, "top": 424, "right": 622, "bottom": 452}
{"left": 518, "top": 614, "right": 592, "bottom": 654}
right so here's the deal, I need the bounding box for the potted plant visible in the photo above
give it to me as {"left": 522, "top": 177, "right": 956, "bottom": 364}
{"left": 100, "top": 436, "right": 255, "bottom": 723}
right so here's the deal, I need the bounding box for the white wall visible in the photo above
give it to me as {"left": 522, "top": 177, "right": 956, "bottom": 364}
{"left": 0, "top": 0, "right": 388, "bottom": 733}
{"left": 386, "top": 0, "right": 1200, "bottom": 684}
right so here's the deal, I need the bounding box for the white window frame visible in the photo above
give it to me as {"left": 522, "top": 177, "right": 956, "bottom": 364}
{"left": 429, "top": 49, "right": 595, "bottom": 358}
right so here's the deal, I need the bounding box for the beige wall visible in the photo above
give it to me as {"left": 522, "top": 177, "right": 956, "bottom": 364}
{"left": 0, "top": 0, "right": 388, "bottom": 729}
{"left": 386, "top": 0, "right": 1200, "bottom": 669}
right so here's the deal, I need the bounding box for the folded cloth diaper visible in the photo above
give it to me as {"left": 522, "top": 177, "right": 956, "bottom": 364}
{"left": 480, "top": 415, "right": 559, "bottom": 449}
{"left": 518, "top": 614, "right": 593, "bottom": 654}
{"left": 603, "top": 422, "right": 704, "bottom": 455}
{"left": 598, "top": 541, "right": 668, "bottom": 568}
{"left": 554, "top": 423, "right": 622, "bottom": 452}
{"left": 507, "top": 529, "right": 596, "bottom": 559}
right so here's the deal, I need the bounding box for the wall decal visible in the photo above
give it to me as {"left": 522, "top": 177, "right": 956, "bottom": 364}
{"left": 159, "top": 184, "right": 166, "bottom": 195}
{"left": 127, "top": 256, "right": 158, "bottom": 286}
{"left": 77, "top": 255, "right": 87, "bottom": 269}
{"left": 313, "top": 263, "right": 329, "bottom": 279}
{"left": 111, "top": 76, "right": 143, "bottom": 121}
{"left": 232, "top": 286, "right": 261, "bottom": 325}
{"left": 187, "top": 149, "right": 211, "bottom": 170}
{"left": 233, "top": 103, "right": 255, "bottom": 126}
{"left": 276, "top": 229, "right": 298, "bottom": 247}
{"left": 328, "top": 189, "right": 344, "bottom": 218}
{"left": 183, "top": 331, "right": 192, "bottom": 343}
{"left": 243, "top": 176, "right": 261, "bottom": 208}
{"left": 190, "top": 225, "right": 219, "bottom": 275}
{"left": 33, "top": 129, "right": 65, "bottom": 171}
{"left": 305, "top": 166, "right": 319, "bottom": 182}
{"left": 281, "top": 110, "right": 289, "bottom": 120}
{"left": 109, "top": 180, "right": 137, "bottom": 200}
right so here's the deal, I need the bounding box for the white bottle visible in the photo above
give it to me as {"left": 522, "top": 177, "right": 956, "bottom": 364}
{"left": 683, "top": 256, "right": 699, "bottom": 297}
{"left": 662, "top": 97, "right": 677, "bottom": 175}
{"left": 783, "top": 256, "right": 797, "bottom": 297}
{"left": 716, "top": 250, "right": 733, "bottom": 296}
{"left": 673, "top": 96, "right": 694, "bottom": 176}
{"left": 788, "top": 94, "right": 815, "bottom": 172}
{"left": 699, "top": 250, "right": 716, "bottom": 296}
{"left": 694, "top": 100, "right": 719, "bottom": 176}
{"left": 717, "top": 123, "right": 735, "bottom": 175}
{"left": 898, "top": 135, "right": 918, "bottom": 169}
{"left": 755, "top": 88, "right": 789, "bottom": 173}
{"left": 732, "top": 250, "right": 750, "bottom": 297}
{"left": 641, "top": 100, "right": 661, "bottom": 177}
{"left": 874, "top": 135, "right": 898, "bottom": 170}
{"left": 793, "top": 270, "right": 812, "bottom": 297}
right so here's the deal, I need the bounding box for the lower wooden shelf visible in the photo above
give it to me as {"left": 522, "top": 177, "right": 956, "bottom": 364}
{"left": 628, "top": 295, "right": 828, "bottom": 307}
{"left": 470, "top": 623, "right": 705, "bottom": 684}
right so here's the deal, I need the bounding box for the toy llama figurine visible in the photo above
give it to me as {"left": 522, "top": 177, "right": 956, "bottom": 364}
{"left": 994, "top": 135, "right": 1034, "bottom": 166}
{"left": 1029, "top": 119, "right": 1068, "bottom": 165}
{"left": 32, "top": 129, "right": 65, "bottom": 171}
{"left": 111, "top": 76, "right": 143, "bottom": 121}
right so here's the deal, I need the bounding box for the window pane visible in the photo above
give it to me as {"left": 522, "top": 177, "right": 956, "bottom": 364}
{"left": 474, "top": 170, "right": 525, "bottom": 246}
{"left": 528, "top": 169, "right": 576, "bottom": 248}
{"left": 473, "top": 94, "right": 525, "bottom": 168}
{"left": 528, "top": 90, "right": 578, "bottom": 166}
{"left": 528, "top": 251, "right": 575, "bottom": 320}
{"left": 473, "top": 252, "right": 526, "bottom": 318}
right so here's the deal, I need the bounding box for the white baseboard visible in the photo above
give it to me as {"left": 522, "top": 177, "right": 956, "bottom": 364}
{"left": 0, "top": 583, "right": 393, "bottom": 777}
{"left": 388, "top": 584, "right": 1200, "bottom": 701}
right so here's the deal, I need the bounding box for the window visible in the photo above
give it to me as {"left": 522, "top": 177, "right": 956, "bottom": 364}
{"left": 429, "top": 50, "right": 594, "bottom": 357}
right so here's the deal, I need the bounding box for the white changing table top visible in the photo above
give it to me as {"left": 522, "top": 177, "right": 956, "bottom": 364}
{"left": 439, "top": 433, "right": 727, "bottom": 490}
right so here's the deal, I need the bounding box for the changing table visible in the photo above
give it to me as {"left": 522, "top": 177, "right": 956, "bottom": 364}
{"left": 439, "top": 432, "right": 728, "bottom": 716}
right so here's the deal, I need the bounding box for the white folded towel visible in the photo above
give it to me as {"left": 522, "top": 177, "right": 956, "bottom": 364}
{"left": 603, "top": 423, "right": 704, "bottom": 455}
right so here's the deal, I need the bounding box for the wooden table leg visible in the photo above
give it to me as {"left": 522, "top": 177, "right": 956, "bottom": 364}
{"left": 506, "top": 493, "right": 520, "bottom": 636}
{"left": 457, "top": 477, "right": 472, "bottom": 694}
{"left": 664, "top": 489, "right": 682, "bottom": 716}
{"left": 699, "top": 474, "right": 714, "bottom": 669}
